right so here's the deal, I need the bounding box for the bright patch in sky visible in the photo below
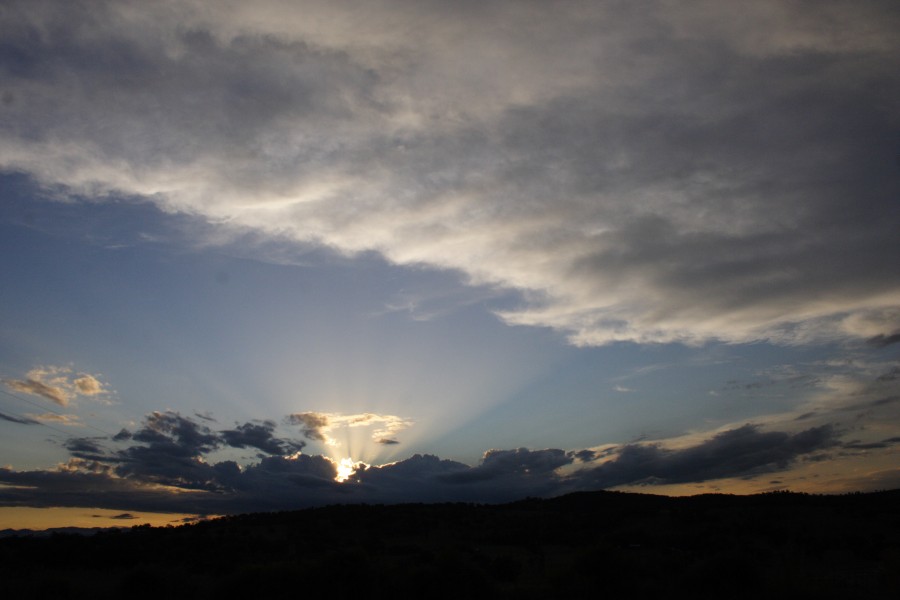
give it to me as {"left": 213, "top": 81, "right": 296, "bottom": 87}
{"left": 0, "top": 0, "right": 898, "bottom": 529}
{"left": 334, "top": 458, "right": 367, "bottom": 483}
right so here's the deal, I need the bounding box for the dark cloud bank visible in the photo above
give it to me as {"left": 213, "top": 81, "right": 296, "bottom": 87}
{"left": 0, "top": 411, "right": 843, "bottom": 514}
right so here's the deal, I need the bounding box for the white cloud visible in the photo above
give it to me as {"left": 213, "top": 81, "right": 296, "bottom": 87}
{"left": 288, "top": 411, "right": 413, "bottom": 446}
{"left": 2, "top": 0, "right": 898, "bottom": 345}
{"left": 2, "top": 366, "right": 108, "bottom": 406}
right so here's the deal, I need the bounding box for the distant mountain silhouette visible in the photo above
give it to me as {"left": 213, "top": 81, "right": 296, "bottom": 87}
{"left": 3, "top": 489, "right": 899, "bottom": 598}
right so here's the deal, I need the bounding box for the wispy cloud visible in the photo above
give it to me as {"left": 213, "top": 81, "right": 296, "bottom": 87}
{"left": 26, "top": 413, "right": 82, "bottom": 426}
{"left": 0, "top": 411, "right": 38, "bottom": 425}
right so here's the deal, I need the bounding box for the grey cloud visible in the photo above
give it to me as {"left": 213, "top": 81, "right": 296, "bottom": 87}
{"left": 867, "top": 333, "right": 900, "bottom": 348}
{"left": 441, "top": 448, "right": 572, "bottom": 484}
{"left": 0, "top": 455, "right": 344, "bottom": 515}
{"left": 574, "top": 424, "right": 839, "bottom": 488}
{"left": 871, "top": 396, "right": 900, "bottom": 407}
{"left": 1, "top": 1, "right": 896, "bottom": 346}
{"left": 115, "top": 412, "right": 224, "bottom": 490}
{"left": 354, "top": 454, "right": 469, "bottom": 486}
{"left": 77, "top": 411, "right": 338, "bottom": 503}
{"left": 112, "top": 428, "right": 132, "bottom": 441}
{"left": 220, "top": 420, "right": 305, "bottom": 456}
{"left": 0, "top": 411, "right": 38, "bottom": 425}
{"left": 63, "top": 437, "right": 108, "bottom": 461}
{"left": 0, "top": 417, "right": 871, "bottom": 513}
{"left": 131, "top": 411, "right": 220, "bottom": 455}
{"left": 843, "top": 395, "right": 900, "bottom": 411}
{"left": 0, "top": 464, "right": 220, "bottom": 514}
{"left": 349, "top": 450, "right": 574, "bottom": 504}
{"left": 843, "top": 436, "right": 900, "bottom": 451}
{"left": 287, "top": 412, "right": 330, "bottom": 442}
{"left": 844, "top": 441, "right": 889, "bottom": 450}
{"left": 794, "top": 412, "right": 817, "bottom": 421}
{"left": 569, "top": 449, "right": 596, "bottom": 462}
{"left": 113, "top": 414, "right": 311, "bottom": 494}
{"left": 233, "top": 455, "right": 338, "bottom": 492}
{"left": 0, "top": 1, "right": 383, "bottom": 194}
{"left": 376, "top": 438, "right": 400, "bottom": 445}
{"left": 876, "top": 367, "right": 900, "bottom": 382}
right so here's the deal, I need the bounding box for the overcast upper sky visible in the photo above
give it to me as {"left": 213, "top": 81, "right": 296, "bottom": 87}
{"left": 1, "top": 0, "right": 899, "bottom": 526}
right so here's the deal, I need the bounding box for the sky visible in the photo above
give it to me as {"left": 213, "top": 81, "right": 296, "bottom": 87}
{"left": 1, "top": 0, "right": 899, "bottom": 528}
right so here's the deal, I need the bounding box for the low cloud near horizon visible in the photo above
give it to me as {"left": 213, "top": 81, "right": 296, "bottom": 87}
{"left": 0, "top": 407, "right": 882, "bottom": 514}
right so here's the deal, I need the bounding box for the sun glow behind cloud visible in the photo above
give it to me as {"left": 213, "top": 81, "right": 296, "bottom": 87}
{"left": 333, "top": 457, "right": 367, "bottom": 483}
{"left": 288, "top": 411, "right": 414, "bottom": 466}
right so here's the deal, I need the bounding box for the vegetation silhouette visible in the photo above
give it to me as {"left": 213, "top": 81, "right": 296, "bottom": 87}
{"left": 2, "top": 489, "right": 899, "bottom": 598}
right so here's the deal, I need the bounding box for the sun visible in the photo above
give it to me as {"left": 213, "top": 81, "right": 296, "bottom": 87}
{"left": 335, "top": 457, "right": 360, "bottom": 482}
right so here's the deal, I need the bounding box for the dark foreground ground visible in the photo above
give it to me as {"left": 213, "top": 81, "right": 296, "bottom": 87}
{"left": 2, "top": 490, "right": 899, "bottom": 599}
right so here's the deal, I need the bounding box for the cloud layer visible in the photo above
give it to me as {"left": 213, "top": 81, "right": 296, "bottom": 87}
{"left": 0, "top": 408, "right": 852, "bottom": 513}
{"left": 2, "top": 0, "right": 897, "bottom": 345}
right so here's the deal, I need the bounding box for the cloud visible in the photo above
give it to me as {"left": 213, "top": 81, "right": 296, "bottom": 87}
{"left": 1, "top": 366, "right": 108, "bottom": 406}
{"left": 441, "top": 448, "right": 572, "bottom": 484}
{"left": 115, "top": 412, "right": 228, "bottom": 490}
{"left": 131, "top": 411, "right": 220, "bottom": 454}
{"left": 824, "top": 468, "right": 900, "bottom": 493}
{"left": 63, "top": 438, "right": 109, "bottom": 461}
{"left": 570, "top": 449, "right": 597, "bottom": 462}
{"left": 73, "top": 374, "right": 104, "bottom": 395}
{"left": 76, "top": 412, "right": 317, "bottom": 495}
{"left": 220, "top": 420, "right": 305, "bottom": 456}
{"left": 0, "top": 411, "right": 38, "bottom": 425}
{"left": 346, "top": 449, "right": 576, "bottom": 504}
{"left": 3, "top": 375, "right": 70, "bottom": 406}
{"left": 1, "top": 1, "right": 896, "bottom": 346}
{"left": 26, "top": 413, "right": 82, "bottom": 426}
{"left": 288, "top": 412, "right": 331, "bottom": 442}
{"left": 112, "top": 428, "right": 132, "bottom": 441}
{"left": 843, "top": 439, "right": 895, "bottom": 450}
{"left": 0, "top": 409, "right": 879, "bottom": 513}
{"left": 573, "top": 424, "right": 839, "bottom": 488}
{"left": 287, "top": 412, "right": 413, "bottom": 446}
{"left": 868, "top": 333, "right": 900, "bottom": 348}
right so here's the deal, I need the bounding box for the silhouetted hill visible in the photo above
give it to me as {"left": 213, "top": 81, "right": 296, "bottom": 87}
{"left": 2, "top": 490, "right": 899, "bottom": 598}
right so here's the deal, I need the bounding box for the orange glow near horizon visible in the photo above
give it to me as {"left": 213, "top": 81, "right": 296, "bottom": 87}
{"left": 0, "top": 506, "right": 216, "bottom": 531}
